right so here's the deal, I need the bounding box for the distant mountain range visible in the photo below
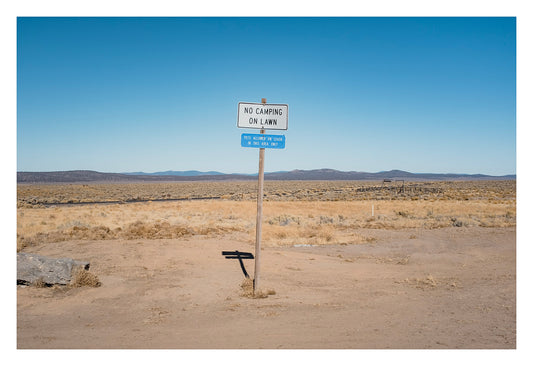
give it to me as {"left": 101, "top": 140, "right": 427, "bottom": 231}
{"left": 124, "top": 170, "right": 227, "bottom": 177}
{"left": 17, "top": 169, "right": 516, "bottom": 183}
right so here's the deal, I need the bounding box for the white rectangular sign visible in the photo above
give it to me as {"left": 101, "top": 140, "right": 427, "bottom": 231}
{"left": 237, "top": 102, "right": 288, "bottom": 130}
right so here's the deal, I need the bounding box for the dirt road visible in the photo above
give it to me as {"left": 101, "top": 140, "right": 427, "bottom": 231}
{"left": 17, "top": 227, "right": 515, "bottom": 349}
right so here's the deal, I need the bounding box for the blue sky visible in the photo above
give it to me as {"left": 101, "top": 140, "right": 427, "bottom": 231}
{"left": 17, "top": 17, "right": 516, "bottom": 175}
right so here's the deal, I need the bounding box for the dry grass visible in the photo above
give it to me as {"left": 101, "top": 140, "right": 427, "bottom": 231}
{"left": 416, "top": 274, "right": 438, "bottom": 288}
{"left": 69, "top": 268, "right": 101, "bottom": 288}
{"left": 32, "top": 277, "right": 47, "bottom": 288}
{"left": 240, "top": 278, "right": 276, "bottom": 299}
{"left": 17, "top": 181, "right": 515, "bottom": 251}
{"left": 398, "top": 274, "right": 462, "bottom": 290}
{"left": 240, "top": 278, "right": 254, "bottom": 297}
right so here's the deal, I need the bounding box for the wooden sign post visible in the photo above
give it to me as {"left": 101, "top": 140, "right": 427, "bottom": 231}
{"left": 237, "top": 97, "right": 288, "bottom": 296}
{"left": 254, "top": 98, "right": 267, "bottom": 294}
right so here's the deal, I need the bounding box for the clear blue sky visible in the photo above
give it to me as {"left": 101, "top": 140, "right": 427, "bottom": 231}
{"left": 17, "top": 17, "right": 516, "bottom": 175}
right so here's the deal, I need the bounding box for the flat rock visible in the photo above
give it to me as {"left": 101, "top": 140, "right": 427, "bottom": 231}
{"left": 17, "top": 252, "right": 90, "bottom": 286}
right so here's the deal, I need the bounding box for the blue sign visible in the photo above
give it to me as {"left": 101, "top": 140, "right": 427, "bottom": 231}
{"left": 241, "top": 133, "right": 285, "bottom": 149}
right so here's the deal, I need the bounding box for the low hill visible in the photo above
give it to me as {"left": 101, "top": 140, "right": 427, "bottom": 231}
{"left": 264, "top": 169, "right": 515, "bottom": 181}
{"left": 123, "top": 170, "right": 226, "bottom": 176}
{"left": 17, "top": 169, "right": 515, "bottom": 184}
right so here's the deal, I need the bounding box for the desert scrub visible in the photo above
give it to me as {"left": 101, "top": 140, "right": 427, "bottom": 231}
{"left": 17, "top": 192, "right": 515, "bottom": 250}
{"left": 17, "top": 180, "right": 515, "bottom": 205}
{"left": 268, "top": 214, "right": 301, "bottom": 226}
{"left": 69, "top": 268, "right": 101, "bottom": 287}
{"left": 240, "top": 278, "right": 276, "bottom": 299}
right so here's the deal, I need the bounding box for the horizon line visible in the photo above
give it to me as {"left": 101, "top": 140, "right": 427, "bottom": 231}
{"left": 16, "top": 168, "right": 517, "bottom": 177}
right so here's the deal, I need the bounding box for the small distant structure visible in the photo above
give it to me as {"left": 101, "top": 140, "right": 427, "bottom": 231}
{"left": 381, "top": 179, "right": 405, "bottom": 193}
{"left": 356, "top": 180, "right": 443, "bottom": 197}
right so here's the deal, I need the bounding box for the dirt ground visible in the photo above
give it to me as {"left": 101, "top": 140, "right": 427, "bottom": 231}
{"left": 17, "top": 226, "right": 515, "bottom": 349}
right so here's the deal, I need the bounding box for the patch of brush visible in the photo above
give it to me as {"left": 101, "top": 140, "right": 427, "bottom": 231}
{"left": 240, "top": 278, "right": 276, "bottom": 299}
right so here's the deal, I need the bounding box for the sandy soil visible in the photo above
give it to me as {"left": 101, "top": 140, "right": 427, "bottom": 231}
{"left": 17, "top": 227, "right": 515, "bottom": 349}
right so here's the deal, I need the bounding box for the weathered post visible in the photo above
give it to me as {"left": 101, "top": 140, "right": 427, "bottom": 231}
{"left": 254, "top": 98, "right": 267, "bottom": 294}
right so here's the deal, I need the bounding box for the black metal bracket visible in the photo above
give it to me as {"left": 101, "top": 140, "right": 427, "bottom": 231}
{"left": 222, "top": 250, "right": 254, "bottom": 278}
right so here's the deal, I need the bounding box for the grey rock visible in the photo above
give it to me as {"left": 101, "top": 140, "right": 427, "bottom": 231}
{"left": 17, "top": 252, "right": 90, "bottom": 286}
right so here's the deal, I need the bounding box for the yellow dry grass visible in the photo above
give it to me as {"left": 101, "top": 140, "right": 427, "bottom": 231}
{"left": 69, "top": 268, "right": 101, "bottom": 288}
{"left": 240, "top": 278, "right": 276, "bottom": 299}
{"left": 17, "top": 192, "right": 515, "bottom": 251}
